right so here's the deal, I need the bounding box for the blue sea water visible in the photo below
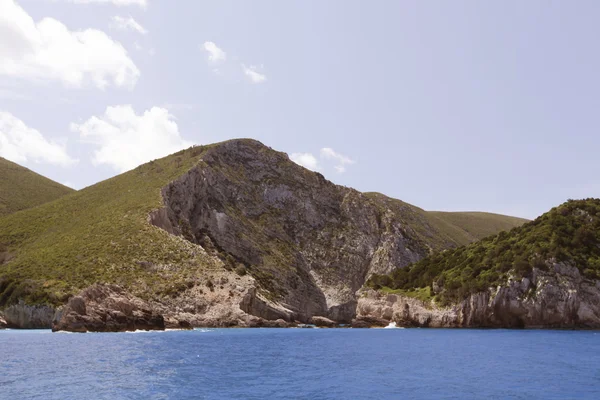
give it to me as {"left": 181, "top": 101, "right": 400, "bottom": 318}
{"left": 1, "top": 328, "right": 599, "bottom": 399}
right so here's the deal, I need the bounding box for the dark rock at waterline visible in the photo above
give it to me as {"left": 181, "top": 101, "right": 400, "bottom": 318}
{"left": 351, "top": 316, "right": 389, "bottom": 328}
{"left": 164, "top": 317, "right": 193, "bottom": 330}
{"left": 247, "top": 317, "right": 292, "bottom": 328}
{"left": 309, "top": 316, "right": 337, "bottom": 327}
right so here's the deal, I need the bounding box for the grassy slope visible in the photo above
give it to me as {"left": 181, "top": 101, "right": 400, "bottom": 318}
{"left": 369, "top": 199, "right": 600, "bottom": 305}
{"left": 0, "top": 146, "right": 221, "bottom": 306}
{"left": 0, "top": 157, "right": 74, "bottom": 217}
{"left": 428, "top": 211, "right": 529, "bottom": 246}
{"left": 365, "top": 193, "right": 527, "bottom": 249}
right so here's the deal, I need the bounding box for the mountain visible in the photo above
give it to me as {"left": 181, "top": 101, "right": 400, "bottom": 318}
{"left": 0, "top": 157, "right": 74, "bottom": 217}
{"left": 362, "top": 199, "right": 600, "bottom": 328}
{"left": 0, "top": 139, "right": 526, "bottom": 331}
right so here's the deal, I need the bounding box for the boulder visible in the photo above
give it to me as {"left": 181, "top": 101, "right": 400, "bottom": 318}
{"left": 246, "top": 317, "right": 291, "bottom": 328}
{"left": 351, "top": 316, "right": 389, "bottom": 328}
{"left": 52, "top": 284, "right": 165, "bottom": 333}
{"left": 309, "top": 316, "right": 337, "bottom": 327}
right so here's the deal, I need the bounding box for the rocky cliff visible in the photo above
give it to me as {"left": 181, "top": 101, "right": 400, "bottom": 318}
{"left": 361, "top": 198, "right": 600, "bottom": 329}
{"left": 357, "top": 263, "right": 600, "bottom": 328}
{"left": 150, "top": 140, "right": 457, "bottom": 324}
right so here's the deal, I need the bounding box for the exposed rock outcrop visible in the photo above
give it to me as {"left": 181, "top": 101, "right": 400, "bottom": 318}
{"left": 0, "top": 313, "right": 7, "bottom": 329}
{"left": 357, "top": 263, "right": 600, "bottom": 328}
{"left": 150, "top": 139, "right": 452, "bottom": 324}
{"left": 2, "top": 301, "right": 56, "bottom": 329}
{"left": 52, "top": 284, "right": 165, "bottom": 332}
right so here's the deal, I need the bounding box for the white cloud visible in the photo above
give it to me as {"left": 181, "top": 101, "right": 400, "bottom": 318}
{"left": 111, "top": 15, "right": 147, "bottom": 34}
{"left": 202, "top": 41, "right": 226, "bottom": 63}
{"left": 0, "top": 0, "right": 139, "bottom": 89}
{"left": 242, "top": 64, "right": 267, "bottom": 84}
{"left": 66, "top": 0, "right": 147, "bottom": 8}
{"left": 200, "top": 43, "right": 266, "bottom": 82}
{"left": 290, "top": 153, "right": 319, "bottom": 171}
{"left": 0, "top": 111, "right": 78, "bottom": 167}
{"left": 320, "top": 147, "right": 355, "bottom": 173}
{"left": 70, "top": 105, "right": 193, "bottom": 172}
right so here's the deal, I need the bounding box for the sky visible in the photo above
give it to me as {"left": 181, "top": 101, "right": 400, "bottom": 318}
{"left": 1, "top": 0, "right": 599, "bottom": 219}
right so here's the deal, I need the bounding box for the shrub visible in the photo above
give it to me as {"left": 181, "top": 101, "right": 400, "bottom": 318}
{"left": 235, "top": 264, "right": 247, "bottom": 276}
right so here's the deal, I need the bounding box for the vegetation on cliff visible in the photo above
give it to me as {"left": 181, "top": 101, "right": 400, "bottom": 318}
{"left": 0, "top": 157, "right": 74, "bottom": 217}
{"left": 368, "top": 199, "right": 600, "bottom": 305}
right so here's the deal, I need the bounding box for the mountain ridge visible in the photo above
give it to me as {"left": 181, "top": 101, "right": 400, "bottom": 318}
{"left": 0, "top": 139, "right": 528, "bottom": 331}
{"left": 0, "top": 157, "right": 74, "bottom": 217}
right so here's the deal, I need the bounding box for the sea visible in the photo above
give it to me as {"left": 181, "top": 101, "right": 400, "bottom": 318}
{"left": 1, "top": 327, "right": 599, "bottom": 399}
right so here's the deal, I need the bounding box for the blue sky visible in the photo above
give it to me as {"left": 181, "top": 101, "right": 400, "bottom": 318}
{"left": 1, "top": 0, "right": 599, "bottom": 219}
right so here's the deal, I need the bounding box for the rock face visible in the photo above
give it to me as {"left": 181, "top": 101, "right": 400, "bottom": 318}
{"left": 357, "top": 263, "right": 600, "bottom": 328}
{"left": 52, "top": 284, "right": 165, "bottom": 332}
{"left": 150, "top": 139, "right": 453, "bottom": 324}
{"left": 2, "top": 301, "right": 56, "bottom": 329}
{"left": 151, "top": 271, "right": 288, "bottom": 328}
{"left": 0, "top": 313, "right": 7, "bottom": 329}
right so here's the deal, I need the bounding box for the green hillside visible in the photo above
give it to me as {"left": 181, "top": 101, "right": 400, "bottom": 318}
{"left": 0, "top": 157, "right": 74, "bottom": 217}
{"left": 0, "top": 145, "right": 217, "bottom": 306}
{"left": 369, "top": 199, "right": 600, "bottom": 305}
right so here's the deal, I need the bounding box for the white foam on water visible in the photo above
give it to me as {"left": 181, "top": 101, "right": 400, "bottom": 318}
{"left": 383, "top": 322, "right": 404, "bottom": 329}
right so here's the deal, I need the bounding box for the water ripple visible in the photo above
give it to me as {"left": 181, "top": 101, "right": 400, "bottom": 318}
{"left": 1, "top": 328, "right": 600, "bottom": 399}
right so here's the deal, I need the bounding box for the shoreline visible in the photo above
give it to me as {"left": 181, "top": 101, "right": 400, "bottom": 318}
{"left": 3, "top": 326, "right": 600, "bottom": 333}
